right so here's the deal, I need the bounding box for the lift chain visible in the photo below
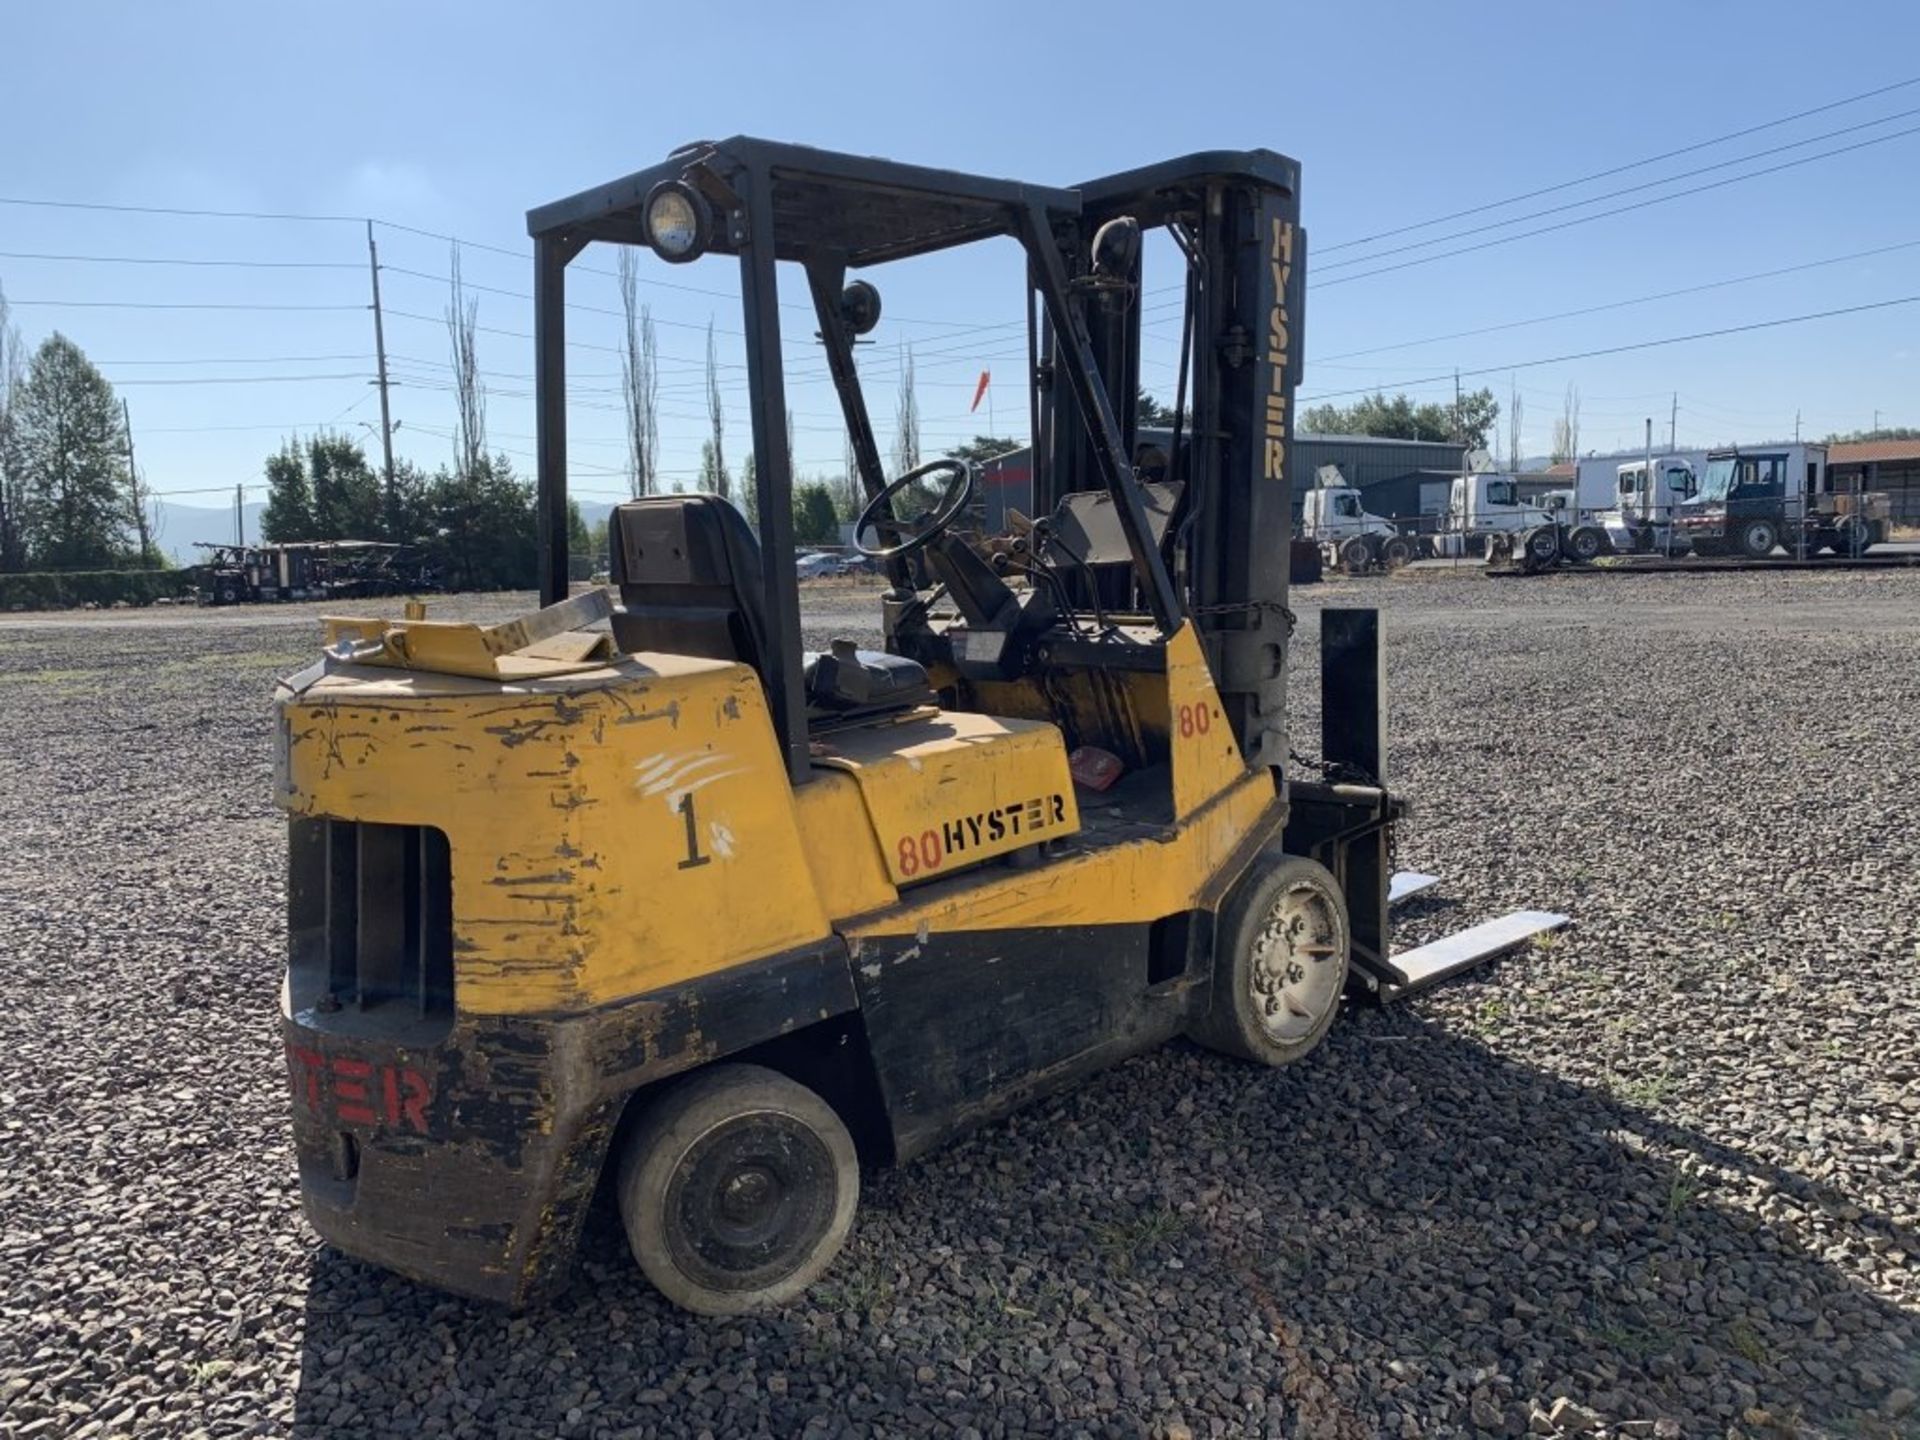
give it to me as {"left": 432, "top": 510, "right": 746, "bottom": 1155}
{"left": 1285, "top": 750, "right": 1402, "bottom": 875}
{"left": 1188, "top": 598, "right": 1298, "bottom": 635}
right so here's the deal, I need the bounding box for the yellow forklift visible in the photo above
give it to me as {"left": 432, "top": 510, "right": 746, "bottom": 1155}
{"left": 275, "top": 139, "right": 1476, "bottom": 1315}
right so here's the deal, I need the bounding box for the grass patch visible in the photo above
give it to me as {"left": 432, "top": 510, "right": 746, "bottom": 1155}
{"left": 1728, "top": 1319, "right": 1770, "bottom": 1366}
{"left": 0, "top": 666, "right": 108, "bottom": 689}
{"left": 188, "top": 1359, "right": 235, "bottom": 1388}
{"left": 1093, "top": 1204, "right": 1188, "bottom": 1275}
{"left": 813, "top": 1254, "right": 894, "bottom": 1315}
{"left": 1667, "top": 1172, "right": 1703, "bottom": 1217}
{"left": 1614, "top": 1064, "right": 1676, "bottom": 1109}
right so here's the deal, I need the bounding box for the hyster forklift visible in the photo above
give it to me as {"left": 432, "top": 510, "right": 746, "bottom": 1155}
{"left": 276, "top": 139, "right": 1470, "bottom": 1315}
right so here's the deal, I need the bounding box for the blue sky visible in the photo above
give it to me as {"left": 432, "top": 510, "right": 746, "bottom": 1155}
{"left": 4, "top": 0, "right": 1918, "bottom": 533}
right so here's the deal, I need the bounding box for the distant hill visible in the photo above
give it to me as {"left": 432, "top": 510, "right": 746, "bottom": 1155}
{"left": 152, "top": 500, "right": 265, "bottom": 565}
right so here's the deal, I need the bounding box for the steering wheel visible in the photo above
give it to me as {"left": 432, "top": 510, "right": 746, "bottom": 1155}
{"left": 852, "top": 458, "right": 975, "bottom": 559}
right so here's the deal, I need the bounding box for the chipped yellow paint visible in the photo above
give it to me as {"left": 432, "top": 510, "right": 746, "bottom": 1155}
{"left": 844, "top": 771, "right": 1279, "bottom": 938}
{"left": 791, "top": 771, "right": 898, "bottom": 918}
{"left": 1164, "top": 622, "right": 1249, "bottom": 821}
{"left": 278, "top": 652, "right": 832, "bottom": 1015}
{"left": 813, "top": 710, "right": 1080, "bottom": 886}
{"left": 277, "top": 602, "right": 1275, "bottom": 1018}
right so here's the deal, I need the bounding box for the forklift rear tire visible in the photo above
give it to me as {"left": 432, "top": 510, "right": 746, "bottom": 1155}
{"left": 1190, "top": 855, "right": 1350, "bottom": 1067}
{"left": 616, "top": 1063, "right": 859, "bottom": 1316}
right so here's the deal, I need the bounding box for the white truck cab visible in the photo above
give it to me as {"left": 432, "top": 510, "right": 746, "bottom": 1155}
{"left": 1432, "top": 472, "right": 1604, "bottom": 563}
{"left": 1300, "top": 465, "right": 1414, "bottom": 571}
{"left": 1606, "top": 456, "right": 1698, "bottom": 553}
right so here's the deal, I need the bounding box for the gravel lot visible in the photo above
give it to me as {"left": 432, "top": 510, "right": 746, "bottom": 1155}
{"left": 2, "top": 570, "right": 1917, "bottom": 1439}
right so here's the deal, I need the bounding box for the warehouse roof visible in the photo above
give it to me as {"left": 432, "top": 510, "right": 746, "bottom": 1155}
{"left": 1830, "top": 439, "right": 1920, "bottom": 466}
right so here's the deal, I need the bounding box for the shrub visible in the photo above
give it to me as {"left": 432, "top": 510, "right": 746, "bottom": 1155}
{"left": 0, "top": 569, "right": 195, "bottom": 611}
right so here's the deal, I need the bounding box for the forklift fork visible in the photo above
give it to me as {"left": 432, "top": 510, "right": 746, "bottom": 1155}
{"left": 1285, "top": 607, "right": 1567, "bottom": 1002}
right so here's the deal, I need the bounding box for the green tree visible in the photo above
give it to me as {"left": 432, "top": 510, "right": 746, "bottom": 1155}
{"left": 423, "top": 453, "right": 536, "bottom": 592}
{"left": 260, "top": 440, "right": 314, "bottom": 542}
{"left": 945, "top": 435, "right": 1022, "bottom": 465}
{"left": 1824, "top": 425, "right": 1920, "bottom": 443}
{"left": 1301, "top": 387, "right": 1499, "bottom": 449}
{"left": 792, "top": 482, "right": 840, "bottom": 544}
{"left": 387, "top": 459, "right": 434, "bottom": 545}
{"left": 565, "top": 498, "right": 593, "bottom": 581}
{"left": 308, "top": 433, "right": 384, "bottom": 540}
{"left": 13, "top": 333, "right": 131, "bottom": 569}
{"left": 737, "top": 451, "right": 758, "bottom": 523}
{"left": 587, "top": 516, "right": 610, "bottom": 577}
{"left": 1137, "top": 391, "right": 1178, "bottom": 427}
{"left": 0, "top": 285, "right": 26, "bottom": 572}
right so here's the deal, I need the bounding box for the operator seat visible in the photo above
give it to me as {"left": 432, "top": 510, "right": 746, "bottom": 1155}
{"left": 610, "top": 495, "right": 771, "bottom": 672}
{"left": 608, "top": 495, "right": 929, "bottom": 715}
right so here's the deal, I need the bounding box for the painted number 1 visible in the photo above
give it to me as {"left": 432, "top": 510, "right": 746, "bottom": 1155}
{"left": 677, "top": 793, "right": 711, "bottom": 870}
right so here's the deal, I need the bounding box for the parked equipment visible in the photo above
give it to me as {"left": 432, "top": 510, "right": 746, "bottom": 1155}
{"left": 1675, "top": 443, "right": 1890, "bottom": 558}
{"left": 274, "top": 139, "right": 1556, "bottom": 1316}
{"left": 1431, "top": 468, "right": 1608, "bottom": 568}
{"left": 1300, "top": 465, "right": 1417, "bottom": 572}
{"left": 1581, "top": 452, "right": 1704, "bottom": 555}
{"left": 194, "top": 540, "right": 434, "bottom": 604}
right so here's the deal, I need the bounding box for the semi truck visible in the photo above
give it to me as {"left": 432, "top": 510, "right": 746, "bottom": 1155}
{"left": 1431, "top": 470, "right": 1609, "bottom": 564}
{"left": 1299, "top": 465, "right": 1416, "bottom": 571}
{"left": 1674, "top": 443, "right": 1890, "bottom": 558}
{"left": 1576, "top": 450, "right": 1707, "bottom": 554}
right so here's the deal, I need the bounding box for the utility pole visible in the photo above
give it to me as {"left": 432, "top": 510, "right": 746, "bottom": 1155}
{"left": 122, "top": 397, "right": 154, "bottom": 567}
{"left": 1453, "top": 368, "right": 1463, "bottom": 444}
{"left": 1647, "top": 417, "right": 1664, "bottom": 558}
{"left": 1795, "top": 409, "right": 1802, "bottom": 443}
{"left": 1874, "top": 408, "right": 1882, "bottom": 435}
{"left": 1669, "top": 392, "right": 1678, "bottom": 451}
{"left": 366, "top": 221, "right": 398, "bottom": 533}
{"left": 234, "top": 482, "right": 245, "bottom": 548}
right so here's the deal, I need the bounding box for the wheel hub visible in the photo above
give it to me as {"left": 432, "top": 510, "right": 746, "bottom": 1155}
{"left": 719, "top": 1165, "right": 779, "bottom": 1224}
{"left": 1248, "top": 882, "right": 1343, "bottom": 1043}
{"left": 664, "top": 1111, "right": 838, "bottom": 1292}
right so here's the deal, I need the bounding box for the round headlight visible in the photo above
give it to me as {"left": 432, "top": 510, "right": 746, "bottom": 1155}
{"left": 644, "top": 181, "right": 712, "bottom": 263}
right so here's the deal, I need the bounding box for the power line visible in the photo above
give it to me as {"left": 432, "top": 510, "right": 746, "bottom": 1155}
{"left": 0, "top": 196, "right": 359, "bottom": 223}
{"left": 108, "top": 372, "right": 372, "bottom": 386}
{"left": 381, "top": 264, "right": 745, "bottom": 337}
{"left": 1313, "top": 237, "right": 1920, "bottom": 363}
{"left": 1318, "top": 73, "right": 1920, "bottom": 254}
{"left": 10, "top": 298, "right": 366, "bottom": 312}
{"left": 1296, "top": 294, "right": 1920, "bottom": 406}
{"left": 97, "top": 352, "right": 372, "bottom": 366}
{"left": 1314, "top": 121, "right": 1920, "bottom": 289}
{"left": 0, "top": 249, "right": 360, "bottom": 270}
{"left": 1315, "top": 104, "right": 1920, "bottom": 274}
{"left": 141, "top": 421, "right": 349, "bottom": 434}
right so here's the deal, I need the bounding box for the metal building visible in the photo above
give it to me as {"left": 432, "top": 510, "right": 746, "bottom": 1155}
{"left": 981, "top": 431, "right": 1466, "bottom": 531}
{"left": 1829, "top": 438, "right": 1920, "bottom": 525}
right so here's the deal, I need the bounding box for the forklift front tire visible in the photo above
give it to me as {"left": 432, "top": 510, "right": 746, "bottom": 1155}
{"left": 616, "top": 1063, "right": 859, "bottom": 1316}
{"left": 1190, "top": 855, "right": 1350, "bottom": 1067}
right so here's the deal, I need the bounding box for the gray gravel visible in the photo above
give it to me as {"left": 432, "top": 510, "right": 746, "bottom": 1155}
{"left": 2, "top": 569, "right": 1918, "bottom": 1439}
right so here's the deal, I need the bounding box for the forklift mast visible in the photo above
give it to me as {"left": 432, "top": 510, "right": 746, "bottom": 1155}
{"left": 1038, "top": 159, "right": 1305, "bottom": 771}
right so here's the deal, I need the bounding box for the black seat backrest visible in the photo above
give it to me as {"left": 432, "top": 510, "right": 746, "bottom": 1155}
{"left": 609, "top": 496, "right": 771, "bottom": 684}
